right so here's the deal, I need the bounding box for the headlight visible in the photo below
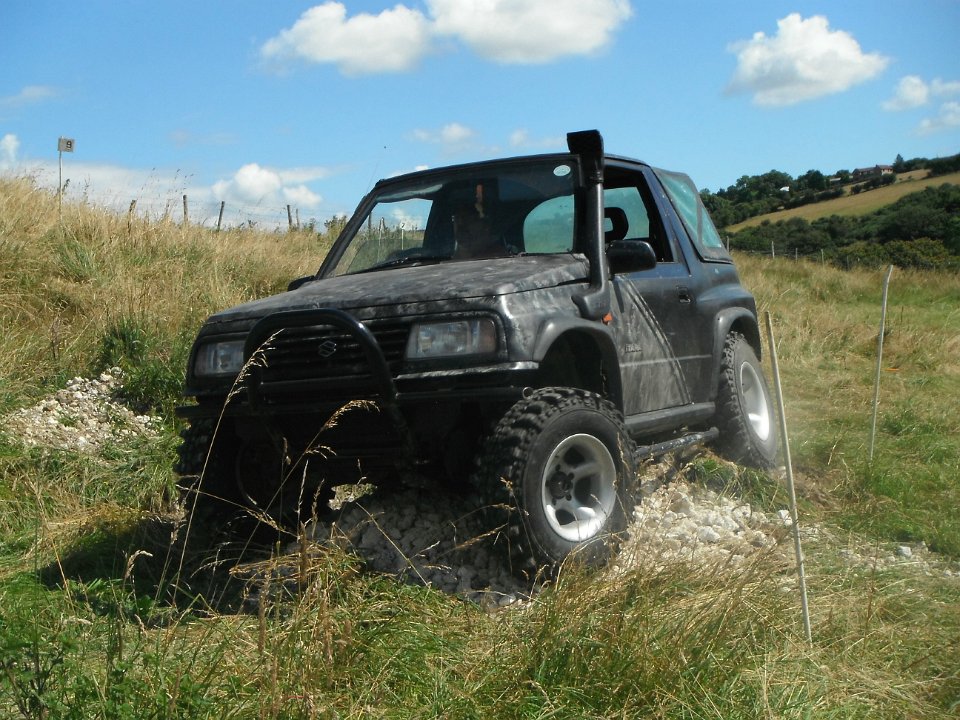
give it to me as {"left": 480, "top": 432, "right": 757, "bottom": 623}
{"left": 193, "top": 340, "right": 245, "bottom": 377}
{"left": 406, "top": 318, "right": 497, "bottom": 359}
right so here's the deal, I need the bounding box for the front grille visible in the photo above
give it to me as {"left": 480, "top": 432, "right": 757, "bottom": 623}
{"left": 254, "top": 318, "right": 409, "bottom": 399}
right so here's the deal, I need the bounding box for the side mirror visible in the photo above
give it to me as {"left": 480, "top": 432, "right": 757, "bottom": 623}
{"left": 287, "top": 275, "right": 315, "bottom": 292}
{"left": 607, "top": 240, "right": 657, "bottom": 274}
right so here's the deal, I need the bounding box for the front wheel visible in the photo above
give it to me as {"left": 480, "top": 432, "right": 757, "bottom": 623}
{"left": 480, "top": 388, "right": 636, "bottom": 572}
{"left": 714, "top": 333, "right": 779, "bottom": 468}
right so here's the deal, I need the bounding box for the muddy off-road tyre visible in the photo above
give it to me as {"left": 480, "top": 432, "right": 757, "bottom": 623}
{"left": 175, "top": 418, "right": 245, "bottom": 517}
{"left": 714, "top": 332, "right": 778, "bottom": 468}
{"left": 481, "top": 387, "right": 637, "bottom": 573}
{"left": 176, "top": 419, "right": 334, "bottom": 526}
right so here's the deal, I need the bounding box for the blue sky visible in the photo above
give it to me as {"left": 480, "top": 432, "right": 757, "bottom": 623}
{"left": 2, "top": 1, "right": 958, "bottom": 228}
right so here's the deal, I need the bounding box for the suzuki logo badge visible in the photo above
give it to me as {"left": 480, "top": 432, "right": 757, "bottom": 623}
{"left": 317, "top": 339, "right": 338, "bottom": 358}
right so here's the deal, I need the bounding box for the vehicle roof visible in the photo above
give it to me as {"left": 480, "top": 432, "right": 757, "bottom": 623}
{"left": 371, "top": 152, "right": 660, "bottom": 191}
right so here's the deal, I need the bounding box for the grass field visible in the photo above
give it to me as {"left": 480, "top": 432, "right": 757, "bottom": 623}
{"left": 727, "top": 170, "right": 960, "bottom": 231}
{"left": 1, "top": 177, "right": 958, "bottom": 718}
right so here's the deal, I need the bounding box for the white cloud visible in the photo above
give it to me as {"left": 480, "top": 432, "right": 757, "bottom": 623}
{"left": 727, "top": 14, "right": 889, "bottom": 107}
{"left": 509, "top": 129, "right": 530, "bottom": 148}
{"left": 1, "top": 134, "right": 20, "bottom": 168}
{"left": 931, "top": 79, "right": 960, "bottom": 97}
{"left": 277, "top": 166, "right": 333, "bottom": 185}
{"left": 212, "top": 163, "right": 323, "bottom": 208}
{"left": 411, "top": 124, "right": 564, "bottom": 158}
{"left": 412, "top": 123, "right": 476, "bottom": 152}
{"left": 282, "top": 184, "right": 324, "bottom": 207}
{"left": 917, "top": 101, "right": 960, "bottom": 135}
{"left": 0, "top": 85, "right": 58, "bottom": 110}
{"left": 261, "top": 2, "right": 432, "bottom": 76}
{"left": 881, "top": 75, "right": 960, "bottom": 134}
{"left": 883, "top": 75, "right": 930, "bottom": 111}
{"left": 437, "top": 123, "right": 473, "bottom": 145}
{"left": 261, "top": 0, "right": 632, "bottom": 74}
{"left": 428, "top": 0, "right": 632, "bottom": 64}
{"left": 883, "top": 76, "right": 960, "bottom": 111}
{"left": 509, "top": 128, "right": 563, "bottom": 149}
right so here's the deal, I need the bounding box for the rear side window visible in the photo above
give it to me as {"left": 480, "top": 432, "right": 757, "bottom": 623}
{"left": 603, "top": 187, "right": 650, "bottom": 239}
{"left": 602, "top": 180, "right": 673, "bottom": 262}
{"left": 655, "top": 169, "right": 730, "bottom": 261}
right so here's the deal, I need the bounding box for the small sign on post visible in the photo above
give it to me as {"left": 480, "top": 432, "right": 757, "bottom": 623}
{"left": 57, "top": 136, "right": 76, "bottom": 220}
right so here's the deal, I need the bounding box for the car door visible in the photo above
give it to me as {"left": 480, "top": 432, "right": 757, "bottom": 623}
{"left": 604, "top": 165, "right": 712, "bottom": 416}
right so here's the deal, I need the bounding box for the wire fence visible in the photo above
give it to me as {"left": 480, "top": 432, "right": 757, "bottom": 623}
{"left": 24, "top": 168, "right": 328, "bottom": 232}
{"left": 122, "top": 194, "right": 321, "bottom": 232}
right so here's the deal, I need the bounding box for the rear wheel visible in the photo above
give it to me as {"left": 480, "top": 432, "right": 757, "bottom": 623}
{"left": 480, "top": 388, "right": 636, "bottom": 573}
{"left": 714, "top": 333, "right": 778, "bottom": 468}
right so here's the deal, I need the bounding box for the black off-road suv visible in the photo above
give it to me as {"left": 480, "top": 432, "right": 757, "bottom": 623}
{"left": 176, "top": 130, "right": 777, "bottom": 569}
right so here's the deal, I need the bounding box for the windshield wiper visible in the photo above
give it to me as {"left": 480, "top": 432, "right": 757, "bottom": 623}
{"left": 354, "top": 254, "right": 451, "bottom": 274}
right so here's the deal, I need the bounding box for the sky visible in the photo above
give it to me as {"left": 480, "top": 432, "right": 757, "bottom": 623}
{"left": 2, "top": 0, "right": 959, "bottom": 228}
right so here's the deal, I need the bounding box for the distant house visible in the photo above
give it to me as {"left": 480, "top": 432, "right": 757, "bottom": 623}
{"left": 852, "top": 165, "right": 894, "bottom": 181}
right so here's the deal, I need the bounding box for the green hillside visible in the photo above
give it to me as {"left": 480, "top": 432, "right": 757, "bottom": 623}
{"left": 728, "top": 170, "right": 960, "bottom": 231}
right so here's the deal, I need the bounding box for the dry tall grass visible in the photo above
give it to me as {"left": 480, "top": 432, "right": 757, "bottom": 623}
{"left": 0, "top": 176, "right": 334, "bottom": 407}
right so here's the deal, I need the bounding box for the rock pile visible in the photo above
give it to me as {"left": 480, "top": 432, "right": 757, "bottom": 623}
{"left": 1, "top": 369, "right": 158, "bottom": 453}
{"left": 616, "top": 480, "right": 784, "bottom": 575}
{"left": 291, "top": 475, "right": 789, "bottom": 607}
{"left": 301, "top": 487, "right": 531, "bottom": 608}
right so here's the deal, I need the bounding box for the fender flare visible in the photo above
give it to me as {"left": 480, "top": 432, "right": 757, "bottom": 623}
{"left": 709, "top": 308, "right": 762, "bottom": 398}
{"left": 532, "top": 317, "right": 624, "bottom": 411}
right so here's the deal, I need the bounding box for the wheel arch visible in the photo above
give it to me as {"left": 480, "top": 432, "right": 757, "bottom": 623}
{"left": 709, "top": 308, "right": 763, "bottom": 398}
{"left": 532, "top": 319, "right": 624, "bottom": 411}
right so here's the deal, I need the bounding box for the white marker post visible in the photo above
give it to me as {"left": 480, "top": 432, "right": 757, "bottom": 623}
{"left": 869, "top": 266, "right": 895, "bottom": 462}
{"left": 57, "top": 136, "right": 75, "bottom": 220}
{"left": 765, "top": 311, "right": 812, "bottom": 645}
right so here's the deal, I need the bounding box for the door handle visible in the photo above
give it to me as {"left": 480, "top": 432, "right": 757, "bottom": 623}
{"left": 677, "top": 286, "right": 692, "bottom": 304}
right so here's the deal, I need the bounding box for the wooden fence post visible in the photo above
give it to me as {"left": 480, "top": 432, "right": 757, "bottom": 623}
{"left": 217, "top": 201, "right": 225, "bottom": 232}
{"left": 127, "top": 199, "right": 136, "bottom": 237}
{"left": 182, "top": 194, "right": 189, "bottom": 227}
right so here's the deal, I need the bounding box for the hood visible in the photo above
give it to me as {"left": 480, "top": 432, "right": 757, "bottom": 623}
{"left": 206, "top": 254, "right": 590, "bottom": 324}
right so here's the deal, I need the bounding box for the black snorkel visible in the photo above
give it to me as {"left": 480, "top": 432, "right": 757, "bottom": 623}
{"left": 567, "top": 129, "right": 611, "bottom": 321}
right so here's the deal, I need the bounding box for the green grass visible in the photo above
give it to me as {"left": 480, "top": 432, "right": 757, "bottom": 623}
{"left": 1, "top": 177, "right": 959, "bottom": 717}
{"left": 739, "top": 255, "right": 960, "bottom": 557}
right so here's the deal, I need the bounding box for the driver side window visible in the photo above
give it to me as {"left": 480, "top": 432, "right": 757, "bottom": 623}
{"left": 603, "top": 184, "right": 673, "bottom": 262}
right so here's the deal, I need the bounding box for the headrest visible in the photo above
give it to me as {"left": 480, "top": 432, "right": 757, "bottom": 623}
{"left": 604, "top": 207, "right": 628, "bottom": 243}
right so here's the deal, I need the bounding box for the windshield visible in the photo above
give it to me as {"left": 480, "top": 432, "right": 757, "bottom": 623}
{"left": 329, "top": 158, "right": 580, "bottom": 276}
